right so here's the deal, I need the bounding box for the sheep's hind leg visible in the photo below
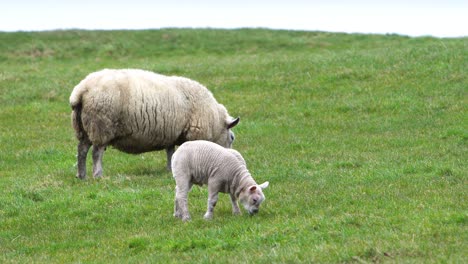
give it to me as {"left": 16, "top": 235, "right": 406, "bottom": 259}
{"left": 165, "top": 146, "right": 175, "bottom": 171}
{"left": 92, "top": 145, "right": 106, "bottom": 178}
{"left": 76, "top": 139, "right": 91, "bottom": 179}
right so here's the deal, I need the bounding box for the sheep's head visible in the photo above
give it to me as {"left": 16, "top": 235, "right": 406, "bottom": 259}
{"left": 215, "top": 116, "right": 239, "bottom": 148}
{"left": 239, "top": 181, "right": 269, "bottom": 215}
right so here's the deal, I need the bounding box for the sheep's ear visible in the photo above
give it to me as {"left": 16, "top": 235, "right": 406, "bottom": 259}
{"left": 249, "top": 186, "right": 257, "bottom": 192}
{"left": 259, "top": 181, "right": 269, "bottom": 189}
{"left": 227, "top": 117, "right": 240, "bottom": 129}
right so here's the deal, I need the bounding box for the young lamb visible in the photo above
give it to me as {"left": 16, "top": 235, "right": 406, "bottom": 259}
{"left": 171, "top": 140, "right": 269, "bottom": 221}
{"left": 69, "top": 69, "right": 239, "bottom": 179}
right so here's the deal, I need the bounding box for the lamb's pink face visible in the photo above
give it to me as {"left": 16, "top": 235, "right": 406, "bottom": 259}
{"left": 239, "top": 182, "right": 269, "bottom": 215}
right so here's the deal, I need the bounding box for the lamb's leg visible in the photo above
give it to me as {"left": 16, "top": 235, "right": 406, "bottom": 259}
{"left": 204, "top": 189, "right": 219, "bottom": 220}
{"left": 92, "top": 145, "right": 105, "bottom": 178}
{"left": 175, "top": 182, "right": 192, "bottom": 221}
{"left": 165, "top": 146, "right": 175, "bottom": 171}
{"left": 174, "top": 186, "right": 182, "bottom": 219}
{"left": 230, "top": 193, "right": 241, "bottom": 215}
{"left": 76, "top": 139, "right": 91, "bottom": 179}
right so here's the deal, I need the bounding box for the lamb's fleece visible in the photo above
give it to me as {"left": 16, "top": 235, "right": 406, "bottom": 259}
{"left": 172, "top": 140, "right": 269, "bottom": 221}
{"left": 70, "top": 69, "right": 239, "bottom": 179}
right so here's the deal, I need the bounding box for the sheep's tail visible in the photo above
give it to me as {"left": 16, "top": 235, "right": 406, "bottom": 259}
{"left": 69, "top": 81, "right": 87, "bottom": 108}
{"left": 70, "top": 82, "right": 88, "bottom": 140}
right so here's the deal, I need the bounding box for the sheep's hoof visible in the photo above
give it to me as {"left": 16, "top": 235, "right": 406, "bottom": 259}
{"left": 93, "top": 170, "right": 103, "bottom": 178}
{"left": 174, "top": 212, "right": 182, "bottom": 219}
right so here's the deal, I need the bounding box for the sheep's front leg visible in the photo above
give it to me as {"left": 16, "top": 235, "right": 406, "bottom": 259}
{"left": 204, "top": 189, "right": 219, "bottom": 220}
{"left": 92, "top": 145, "right": 105, "bottom": 178}
{"left": 166, "top": 146, "right": 175, "bottom": 171}
{"left": 76, "top": 139, "right": 91, "bottom": 179}
{"left": 230, "top": 193, "right": 241, "bottom": 215}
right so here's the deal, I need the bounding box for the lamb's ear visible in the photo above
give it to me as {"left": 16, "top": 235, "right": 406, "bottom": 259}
{"left": 259, "top": 181, "right": 269, "bottom": 189}
{"left": 227, "top": 117, "right": 240, "bottom": 129}
{"left": 249, "top": 186, "right": 257, "bottom": 192}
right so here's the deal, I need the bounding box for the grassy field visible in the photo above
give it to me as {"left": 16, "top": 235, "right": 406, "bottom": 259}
{"left": 0, "top": 28, "right": 466, "bottom": 263}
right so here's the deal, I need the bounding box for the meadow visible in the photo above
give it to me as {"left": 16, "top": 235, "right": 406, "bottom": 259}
{"left": 0, "top": 28, "right": 466, "bottom": 263}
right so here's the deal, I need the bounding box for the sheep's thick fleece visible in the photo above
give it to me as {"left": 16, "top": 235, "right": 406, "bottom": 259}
{"left": 172, "top": 140, "right": 268, "bottom": 221}
{"left": 70, "top": 69, "right": 239, "bottom": 179}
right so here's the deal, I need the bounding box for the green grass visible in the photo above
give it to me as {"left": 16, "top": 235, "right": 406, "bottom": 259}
{"left": 0, "top": 28, "right": 466, "bottom": 263}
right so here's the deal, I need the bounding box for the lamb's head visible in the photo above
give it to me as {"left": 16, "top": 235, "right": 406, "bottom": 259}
{"left": 239, "top": 182, "right": 269, "bottom": 215}
{"left": 214, "top": 116, "right": 240, "bottom": 148}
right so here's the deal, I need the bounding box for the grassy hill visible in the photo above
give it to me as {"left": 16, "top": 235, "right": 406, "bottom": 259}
{"left": 0, "top": 28, "right": 466, "bottom": 263}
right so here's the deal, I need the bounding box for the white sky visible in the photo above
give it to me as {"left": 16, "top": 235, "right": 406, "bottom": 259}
{"left": 1, "top": 0, "right": 467, "bottom": 37}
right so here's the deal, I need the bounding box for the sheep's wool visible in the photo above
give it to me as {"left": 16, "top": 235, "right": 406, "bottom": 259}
{"left": 70, "top": 69, "right": 239, "bottom": 179}
{"left": 70, "top": 69, "right": 236, "bottom": 153}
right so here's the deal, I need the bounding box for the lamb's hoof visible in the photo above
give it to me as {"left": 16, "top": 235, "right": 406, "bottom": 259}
{"left": 182, "top": 216, "right": 191, "bottom": 222}
{"left": 76, "top": 174, "right": 86, "bottom": 180}
{"left": 203, "top": 213, "right": 213, "bottom": 220}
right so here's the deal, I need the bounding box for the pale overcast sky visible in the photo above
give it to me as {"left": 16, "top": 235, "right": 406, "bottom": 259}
{"left": 1, "top": 0, "right": 467, "bottom": 37}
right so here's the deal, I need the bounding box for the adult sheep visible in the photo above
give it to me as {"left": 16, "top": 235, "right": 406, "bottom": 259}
{"left": 70, "top": 69, "right": 239, "bottom": 179}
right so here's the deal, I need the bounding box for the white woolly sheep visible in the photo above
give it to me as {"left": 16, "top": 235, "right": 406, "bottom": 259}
{"left": 171, "top": 140, "right": 269, "bottom": 221}
{"left": 70, "top": 69, "right": 239, "bottom": 179}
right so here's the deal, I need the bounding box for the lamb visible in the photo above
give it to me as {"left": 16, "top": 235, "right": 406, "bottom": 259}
{"left": 171, "top": 140, "right": 269, "bottom": 221}
{"left": 69, "top": 69, "right": 239, "bottom": 179}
